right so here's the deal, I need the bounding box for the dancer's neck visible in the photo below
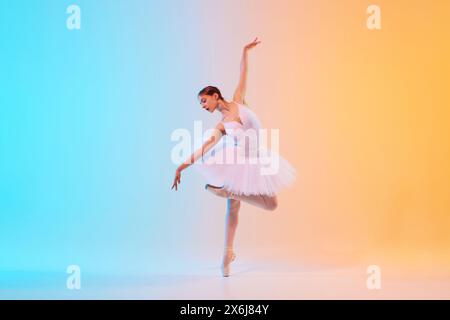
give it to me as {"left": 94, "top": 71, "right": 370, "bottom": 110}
{"left": 217, "top": 99, "right": 232, "bottom": 114}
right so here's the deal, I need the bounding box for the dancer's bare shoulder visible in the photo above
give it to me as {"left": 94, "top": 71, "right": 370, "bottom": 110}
{"left": 233, "top": 98, "right": 249, "bottom": 107}
{"left": 232, "top": 96, "right": 244, "bottom": 104}
{"left": 215, "top": 122, "right": 226, "bottom": 135}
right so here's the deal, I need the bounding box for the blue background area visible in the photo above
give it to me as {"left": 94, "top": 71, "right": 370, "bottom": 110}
{"left": 0, "top": 0, "right": 227, "bottom": 278}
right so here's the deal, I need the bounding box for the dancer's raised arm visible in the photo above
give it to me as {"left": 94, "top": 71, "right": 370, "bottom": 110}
{"left": 232, "top": 37, "right": 261, "bottom": 105}
{"left": 171, "top": 123, "right": 225, "bottom": 191}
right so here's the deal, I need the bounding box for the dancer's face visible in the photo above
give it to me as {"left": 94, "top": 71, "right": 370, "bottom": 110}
{"left": 198, "top": 94, "right": 219, "bottom": 113}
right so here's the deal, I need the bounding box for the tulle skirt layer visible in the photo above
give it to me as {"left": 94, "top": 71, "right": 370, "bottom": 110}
{"left": 193, "top": 144, "right": 296, "bottom": 196}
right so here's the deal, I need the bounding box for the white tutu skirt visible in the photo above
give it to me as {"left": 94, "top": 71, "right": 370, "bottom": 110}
{"left": 193, "top": 142, "right": 296, "bottom": 196}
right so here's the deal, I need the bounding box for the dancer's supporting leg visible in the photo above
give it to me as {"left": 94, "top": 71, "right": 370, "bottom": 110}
{"left": 224, "top": 198, "right": 240, "bottom": 249}
{"left": 222, "top": 198, "right": 240, "bottom": 277}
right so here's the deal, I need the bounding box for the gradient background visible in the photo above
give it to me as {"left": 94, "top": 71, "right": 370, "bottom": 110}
{"left": 1, "top": 0, "right": 449, "bottom": 298}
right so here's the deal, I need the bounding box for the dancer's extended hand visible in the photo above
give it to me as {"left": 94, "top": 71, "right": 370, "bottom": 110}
{"left": 244, "top": 37, "right": 261, "bottom": 51}
{"left": 171, "top": 168, "right": 181, "bottom": 191}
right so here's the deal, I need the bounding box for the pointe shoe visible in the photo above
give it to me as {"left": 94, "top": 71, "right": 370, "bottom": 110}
{"left": 221, "top": 248, "right": 236, "bottom": 277}
{"left": 205, "top": 184, "right": 232, "bottom": 199}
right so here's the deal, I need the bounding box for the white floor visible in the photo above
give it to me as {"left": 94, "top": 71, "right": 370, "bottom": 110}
{"left": 2, "top": 258, "right": 450, "bottom": 299}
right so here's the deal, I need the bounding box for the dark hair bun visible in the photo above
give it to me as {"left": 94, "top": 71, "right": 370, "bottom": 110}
{"left": 198, "top": 86, "right": 224, "bottom": 100}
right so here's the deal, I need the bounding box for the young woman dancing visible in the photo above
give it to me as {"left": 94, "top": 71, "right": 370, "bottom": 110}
{"left": 172, "top": 37, "right": 296, "bottom": 277}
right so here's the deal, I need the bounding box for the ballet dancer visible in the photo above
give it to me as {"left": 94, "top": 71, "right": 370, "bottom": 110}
{"left": 172, "top": 37, "right": 296, "bottom": 277}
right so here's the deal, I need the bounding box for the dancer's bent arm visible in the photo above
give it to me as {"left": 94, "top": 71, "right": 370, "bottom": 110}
{"left": 171, "top": 123, "right": 225, "bottom": 191}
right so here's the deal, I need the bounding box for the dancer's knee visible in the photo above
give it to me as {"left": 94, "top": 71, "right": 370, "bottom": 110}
{"left": 266, "top": 196, "right": 278, "bottom": 211}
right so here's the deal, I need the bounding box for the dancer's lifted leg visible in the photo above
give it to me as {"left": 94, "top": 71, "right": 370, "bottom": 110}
{"left": 205, "top": 184, "right": 278, "bottom": 211}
